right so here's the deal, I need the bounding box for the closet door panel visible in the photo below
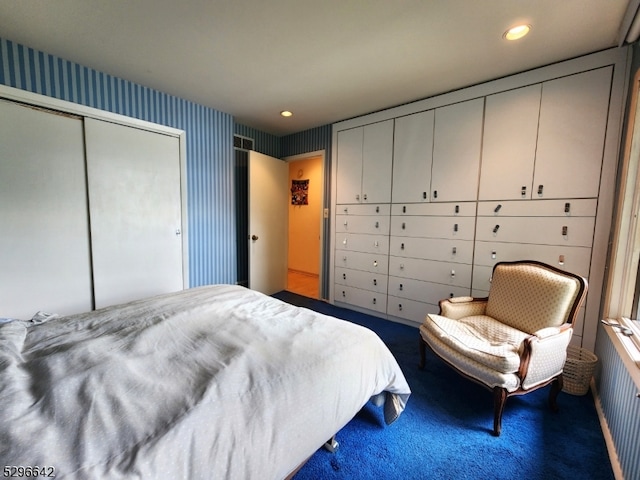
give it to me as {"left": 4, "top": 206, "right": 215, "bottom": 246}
{"left": 431, "top": 98, "right": 484, "bottom": 202}
{"left": 85, "top": 119, "right": 184, "bottom": 309}
{"left": 392, "top": 110, "right": 434, "bottom": 203}
{"left": 0, "top": 99, "right": 92, "bottom": 318}
{"left": 362, "top": 120, "right": 394, "bottom": 203}
{"left": 534, "top": 67, "right": 613, "bottom": 199}
{"left": 336, "top": 127, "right": 363, "bottom": 204}
{"left": 479, "top": 84, "right": 541, "bottom": 200}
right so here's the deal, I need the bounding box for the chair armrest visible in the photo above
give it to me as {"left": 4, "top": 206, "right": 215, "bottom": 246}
{"left": 439, "top": 297, "right": 488, "bottom": 320}
{"left": 519, "top": 325, "right": 573, "bottom": 389}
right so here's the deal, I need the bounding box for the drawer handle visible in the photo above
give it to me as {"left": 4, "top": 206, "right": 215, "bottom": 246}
{"left": 375, "top": 221, "right": 379, "bottom": 228}
{"left": 342, "top": 290, "right": 346, "bottom": 297}
{"left": 562, "top": 225, "right": 568, "bottom": 236}
{"left": 374, "top": 241, "right": 379, "bottom": 247}
{"left": 433, "top": 190, "right": 438, "bottom": 199}
{"left": 451, "top": 269, "right": 455, "bottom": 278}
{"left": 401, "top": 243, "right": 405, "bottom": 250}
{"left": 373, "top": 260, "right": 378, "bottom": 267}
{"left": 373, "top": 278, "right": 377, "bottom": 286}
{"left": 492, "top": 250, "right": 497, "bottom": 259}
{"left": 565, "top": 202, "right": 571, "bottom": 214}
{"left": 376, "top": 206, "right": 379, "bottom": 213}
{"left": 494, "top": 204, "right": 502, "bottom": 213}
{"left": 343, "top": 238, "right": 347, "bottom": 245}
{"left": 455, "top": 205, "right": 460, "bottom": 214}
{"left": 344, "top": 220, "right": 348, "bottom": 226}
{"left": 372, "top": 297, "right": 377, "bottom": 305}
{"left": 423, "top": 192, "right": 427, "bottom": 200}
{"left": 449, "top": 293, "right": 454, "bottom": 298}
{"left": 399, "top": 304, "right": 403, "bottom": 311}
{"left": 343, "top": 256, "right": 347, "bottom": 261}
{"left": 453, "top": 223, "right": 458, "bottom": 233}
{"left": 402, "top": 222, "right": 406, "bottom": 230}
{"left": 452, "top": 246, "right": 457, "bottom": 255}
{"left": 493, "top": 225, "right": 500, "bottom": 235}
{"left": 400, "top": 263, "right": 405, "bottom": 270}
{"left": 538, "top": 184, "right": 544, "bottom": 196}
{"left": 559, "top": 255, "right": 565, "bottom": 266}
{"left": 399, "top": 283, "right": 403, "bottom": 291}
{"left": 342, "top": 273, "right": 346, "bottom": 280}
{"left": 521, "top": 186, "right": 527, "bottom": 197}
{"left": 356, "top": 194, "right": 360, "bottom": 201}
{"left": 343, "top": 207, "right": 348, "bottom": 213}
{"left": 403, "top": 205, "right": 407, "bottom": 213}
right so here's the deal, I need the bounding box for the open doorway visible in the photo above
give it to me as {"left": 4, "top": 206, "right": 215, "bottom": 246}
{"left": 285, "top": 152, "right": 324, "bottom": 299}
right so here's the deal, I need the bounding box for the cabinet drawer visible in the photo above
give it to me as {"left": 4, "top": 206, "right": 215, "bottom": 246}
{"left": 335, "top": 251, "right": 389, "bottom": 274}
{"left": 389, "top": 236, "right": 473, "bottom": 264}
{"left": 391, "top": 201, "right": 476, "bottom": 217}
{"left": 475, "top": 216, "right": 595, "bottom": 247}
{"left": 477, "top": 199, "right": 597, "bottom": 217}
{"left": 336, "top": 204, "right": 390, "bottom": 216}
{"left": 334, "top": 285, "right": 387, "bottom": 314}
{"left": 335, "top": 233, "right": 389, "bottom": 254}
{"left": 388, "top": 276, "right": 471, "bottom": 305}
{"left": 473, "top": 241, "right": 591, "bottom": 278}
{"left": 335, "top": 214, "right": 390, "bottom": 234}
{"left": 388, "top": 256, "right": 471, "bottom": 287}
{"left": 391, "top": 215, "right": 475, "bottom": 240}
{"left": 335, "top": 267, "right": 388, "bottom": 293}
{"left": 387, "top": 295, "right": 439, "bottom": 323}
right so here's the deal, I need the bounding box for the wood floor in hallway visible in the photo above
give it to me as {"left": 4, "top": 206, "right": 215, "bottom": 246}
{"left": 286, "top": 269, "right": 319, "bottom": 299}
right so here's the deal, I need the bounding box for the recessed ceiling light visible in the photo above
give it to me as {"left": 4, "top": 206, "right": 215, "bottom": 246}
{"left": 503, "top": 24, "right": 531, "bottom": 41}
{"left": 280, "top": 110, "right": 293, "bottom": 117}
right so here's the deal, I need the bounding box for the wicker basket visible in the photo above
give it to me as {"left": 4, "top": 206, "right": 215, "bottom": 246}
{"left": 563, "top": 345, "right": 598, "bottom": 396}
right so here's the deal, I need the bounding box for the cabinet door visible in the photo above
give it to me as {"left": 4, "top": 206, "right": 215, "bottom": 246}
{"left": 362, "top": 120, "right": 394, "bottom": 203}
{"left": 0, "top": 99, "right": 92, "bottom": 318}
{"left": 85, "top": 119, "right": 184, "bottom": 309}
{"left": 479, "top": 84, "right": 541, "bottom": 200}
{"left": 392, "top": 110, "right": 434, "bottom": 203}
{"left": 431, "top": 98, "right": 484, "bottom": 202}
{"left": 534, "top": 67, "right": 613, "bottom": 199}
{"left": 336, "top": 127, "right": 363, "bottom": 204}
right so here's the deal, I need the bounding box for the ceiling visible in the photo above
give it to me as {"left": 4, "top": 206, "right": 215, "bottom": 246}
{"left": 0, "top": 0, "right": 636, "bottom": 136}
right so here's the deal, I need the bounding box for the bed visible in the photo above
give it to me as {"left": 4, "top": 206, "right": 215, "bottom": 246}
{"left": 0, "top": 284, "right": 411, "bottom": 479}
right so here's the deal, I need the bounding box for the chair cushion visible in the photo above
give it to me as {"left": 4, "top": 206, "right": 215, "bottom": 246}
{"left": 485, "top": 263, "right": 580, "bottom": 333}
{"left": 423, "top": 314, "right": 530, "bottom": 373}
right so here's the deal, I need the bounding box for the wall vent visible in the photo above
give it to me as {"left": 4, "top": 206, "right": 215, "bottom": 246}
{"left": 234, "top": 134, "right": 254, "bottom": 151}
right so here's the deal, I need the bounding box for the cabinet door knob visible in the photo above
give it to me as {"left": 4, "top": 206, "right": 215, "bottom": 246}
{"left": 363, "top": 193, "right": 368, "bottom": 201}
{"left": 423, "top": 192, "right": 427, "bottom": 200}
{"left": 537, "top": 184, "right": 544, "bottom": 196}
{"left": 356, "top": 194, "right": 360, "bottom": 201}
{"left": 433, "top": 190, "right": 438, "bottom": 199}
{"left": 494, "top": 204, "right": 502, "bottom": 213}
{"left": 521, "top": 186, "right": 527, "bottom": 197}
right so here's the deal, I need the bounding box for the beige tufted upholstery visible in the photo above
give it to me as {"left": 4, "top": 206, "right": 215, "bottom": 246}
{"left": 419, "top": 260, "right": 587, "bottom": 436}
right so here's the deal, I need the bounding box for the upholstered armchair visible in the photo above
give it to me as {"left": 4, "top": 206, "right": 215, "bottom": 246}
{"left": 419, "top": 260, "right": 588, "bottom": 436}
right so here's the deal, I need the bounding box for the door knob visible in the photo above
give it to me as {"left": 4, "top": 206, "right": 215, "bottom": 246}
{"left": 251, "top": 235, "right": 259, "bottom": 241}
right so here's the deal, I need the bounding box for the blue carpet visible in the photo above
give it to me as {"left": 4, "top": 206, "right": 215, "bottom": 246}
{"left": 273, "top": 291, "right": 614, "bottom": 480}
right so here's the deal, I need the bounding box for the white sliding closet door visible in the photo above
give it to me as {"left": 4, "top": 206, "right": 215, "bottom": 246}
{"left": 0, "top": 99, "right": 93, "bottom": 318}
{"left": 85, "top": 118, "right": 184, "bottom": 309}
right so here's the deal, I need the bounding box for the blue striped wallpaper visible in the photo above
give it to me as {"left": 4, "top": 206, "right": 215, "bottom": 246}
{"left": 0, "top": 37, "right": 236, "bottom": 287}
{"left": 235, "top": 123, "right": 281, "bottom": 158}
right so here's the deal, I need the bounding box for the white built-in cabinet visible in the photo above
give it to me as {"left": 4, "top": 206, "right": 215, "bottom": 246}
{"left": 0, "top": 91, "right": 187, "bottom": 319}
{"left": 336, "top": 120, "right": 393, "bottom": 204}
{"left": 331, "top": 49, "right": 627, "bottom": 351}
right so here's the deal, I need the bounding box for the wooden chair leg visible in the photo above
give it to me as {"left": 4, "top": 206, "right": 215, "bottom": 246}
{"left": 548, "top": 374, "right": 563, "bottom": 412}
{"left": 419, "top": 337, "right": 427, "bottom": 369}
{"left": 493, "top": 387, "right": 507, "bottom": 437}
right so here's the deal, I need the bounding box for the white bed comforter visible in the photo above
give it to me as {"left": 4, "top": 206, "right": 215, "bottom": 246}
{"left": 0, "top": 285, "right": 410, "bottom": 479}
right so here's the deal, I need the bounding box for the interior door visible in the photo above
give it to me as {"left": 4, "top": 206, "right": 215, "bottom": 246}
{"left": 249, "top": 151, "right": 288, "bottom": 295}
{"left": 85, "top": 118, "right": 184, "bottom": 308}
